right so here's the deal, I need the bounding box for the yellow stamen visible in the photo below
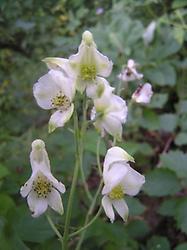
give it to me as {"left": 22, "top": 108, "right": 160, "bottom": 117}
{"left": 51, "top": 92, "right": 70, "bottom": 110}
{"left": 80, "top": 64, "right": 96, "bottom": 81}
{"left": 33, "top": 175, "right": 52, "bottom": 198}
{"left": 109, "top": 185, "right": 124, "bottom": 200}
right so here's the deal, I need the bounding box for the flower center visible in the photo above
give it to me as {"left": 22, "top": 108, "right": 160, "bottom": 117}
{"left": 109, "top": 185, "right": 124, "bottom": 200}
{"left": 80, "top": 64, "right": 96, "bottom": 81}
{"left": 51, "top": 91, "right": 70, "bottom": 110}
{"left": 33, "top": 175, "right": 52, "bottom": 198}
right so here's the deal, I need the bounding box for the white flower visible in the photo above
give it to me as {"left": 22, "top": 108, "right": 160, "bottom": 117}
{"left": 69, "top": 30, "right": 113, "bottom": 93}
{"left": 102, "top": 147, "right": 145, "bottom": 223}
{"left": 143, "top": 21, "right": 156, "bottom": 46}
{"left": 33, "top": 69, "right": 75, "bottom": 133}
{"left": 118, "top": 59, "right": 143, "bottom": 82}
{"left": 91, "top": 94, "right": 128, "bottom": 140}
{"left": 86, "top": 77, "right": 114, "bottom": 99}
{"left": 20, "top": 139, "right": 66, "bottom": 217}
{"left": 132, "top": 83, "right": 153, "bottom": 104}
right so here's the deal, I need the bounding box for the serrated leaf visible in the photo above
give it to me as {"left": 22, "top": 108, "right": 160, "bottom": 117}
{"left": 126, "top": 220, "right": 149, "bottom": 239}
{"left": 143, "top": 168, "right": 181, "bottom": 196}
{"left": 173, "top": 27, "right": 184, "bottom": 45}
{"left": 84, "top": 131, "right": 106, "bottom": 156}
{"left": 140, "top": 109, "right": 159, "bottom": 130}
{"left": 160, "top": 150, "right": 187, "bottom": 178}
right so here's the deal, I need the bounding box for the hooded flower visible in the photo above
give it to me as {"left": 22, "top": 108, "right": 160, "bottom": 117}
{"left": 68, "top": 30, "right": 113, "bottom": 93}
{"left": 33, "top": 69, "right": 75, "bottom": 133}
{"left": 132, "top": 83, "right": 153, "bottom": 104}
{"left": 20, "top": 139, "right": 66, "bottom": 217}
{"left": 143, "top": 21, "right": 156, "bottom": 45}
{"left": 91, "top": 94, "right": 128, "bottom": 141}
{"left": 102, "top": 147, "right": 145, "bottom": 223}
{"left": 118, "top": 59, "right": 143, "bottom": 82}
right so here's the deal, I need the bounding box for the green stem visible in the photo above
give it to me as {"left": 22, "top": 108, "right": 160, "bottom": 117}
{"left": 79, "top": 95, "right": 93, "bottom": 202}
{"left": 96, "top": 136, "right": 102, "bottom": 176}
{"left": 46, "top": 214, "right": 63, "bottom": 249}
{"left": 63, "top": 111, "right": 80, "bottom": 250}
{"left": 70, "top": 206, "right": 102, "bottom": 238}
{"left": 75, "top": 180, "right": 103, "bottom": 250}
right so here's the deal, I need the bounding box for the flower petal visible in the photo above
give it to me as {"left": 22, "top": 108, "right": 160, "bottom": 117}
{"left": 20, "top": 175, "right": 34, "bottom": 198}
{"left": 46, "top": 174, "right": 66, "bottom": 193}
{"left": 102, "top": 162, "right": 128, "bottom": 194}
{"left": 27, "top": 190, "right": 48, "bottom": 217}
{"left": 102, "top": 195, "right": 115, "bottom": 223}
{"left": 48, "top": 104, "right": 74, "bottom": 133}
{"left": 48, "top": 188, "right": 64, "bottom": 215}
{"left": 123, "top": 164, "right": 145, "bottom": 196}
{"left": 103, "top": 146, "right": 134, "bottom": 173}
{"left": 94, "top": 49, "right": 113, "bottom": 77}
{"left": 33, "top": 71, "right": 61, "bottom": 110}
{"left": 112, "top": 199, "right": 129, "bottom": 222}
{"left": 102, "top": 114, "right": 122, "bottom": 141}
{"left": 132, "top": 83, "right": 153, "bottom": 104}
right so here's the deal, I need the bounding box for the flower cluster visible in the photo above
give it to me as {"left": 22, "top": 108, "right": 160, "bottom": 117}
{"left": 21, "top": 31, "right": 147, "bottom": 224}
{"left": 118, "top": 59, "right": 153, "bottom": 104}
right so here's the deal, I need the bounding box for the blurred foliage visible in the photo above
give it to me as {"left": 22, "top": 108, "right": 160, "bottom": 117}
{"left": 0, "top": 0, "right": 187, "bottom": 249}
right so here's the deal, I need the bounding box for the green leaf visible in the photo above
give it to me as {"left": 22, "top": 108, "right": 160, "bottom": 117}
{"left": 145, "top": 63, "right": 176, "bottom": 86}
{"left": 16, "top": 214, "right": 54, "bottom": 243}
{"left": 118, "top": 141, "right": 153, "bottom": 156}
{"left": 179, "top": 114, "right": 187, "bottom": 131}
{"left": 143, "top": 168, "right": 181, "bottom": 196}
{"left": 173, "top": 27, "right": 184, "bottom": 45}
{"left": 147, "top": 236, "right": 171, "bottom": 250}
{"left": 126, "top": 220, "right": 149, "bottom": 239}
{"left": 176, "top": 100, "right": 187, "bottom": 114}
{"left": 148, "top": 93, "right": 168, "bottom": 109}
{"left": 160, "top": 150, "right": 187, "bottom": 178}
{"left": 175, "top": 198, "right": 187, "bottom": 234}
{"left": 0, "top": 194, "right": 15, "bottom": 216}
{"left": 158, "top": 198, "right": 179, "bottom": 216}
{"left": 175, "top": 243, "right": 187, "bottom": 250}
{"left": 175, "top": 132, "right": 187, "bottom": 146}
{"left": 140, "top": 109, "right": 159, "bottom": 130}
{"left": 172, "top": 0, "right": 187, "bottom": 9}
{"left": 126, "top": 197, "right": 146, "bottom": 216}
{"left": 0, "top": 164, "right": 10, "bottom": 179}
{"left": 159, "top": 114, "right": 178, "bottom": 132}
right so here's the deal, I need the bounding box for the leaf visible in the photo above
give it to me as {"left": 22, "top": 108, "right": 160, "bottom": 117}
{"left": 126, "top": 197, "right": 146, "bottom": 216}
{"left": 172, "top": 0, "right": 187, "bottom": 9}
{"left": 143, "top": 168, "right": 181, "bottom": 197}
{"left": 118, "top": 141, "right": 153, "bottom": 156}
{"left": 0, "top": 164, "right": 10, "bottom": 179}
{"left": 159, "top": 114, "right": 178, "bottom": 132}
{"left": 158, "top": 198, "right": 179, "bottom": 216}
{"left": 175, "top": 198, "right": 187, "bottom": 234}
{"left": 0, "top": 194, "right": 15, "bottom": 216}
{"left": 147, "top": 236, "right": 171, "bottom": 250}
{"left": 148, "top": 93, "right": 168, "bottom": 109}
{"left": 176, "top": 100, "right": 187, "bottom": 114}
{"left": 160, "top": 150, "right": 187, "bottom": 178}
{"left": 140, "top": 109, "right": 159, "bottom": 130}
{"left": 173, "top": 27, "right": 184, "bottom": 45}
{"left": 16, "top": 214, "right": 54, "bottom": 243}
{"left": 145, "top": 63, "right": 176, "bottom": 86}
{"left": 126, "top": 220, "right": 149, "bottom": 239}
{"left": 175, "top": 132, "right": 187, "bottom": 146}
{"left": 175, "top": 243, "right": 187, "bottom": 250}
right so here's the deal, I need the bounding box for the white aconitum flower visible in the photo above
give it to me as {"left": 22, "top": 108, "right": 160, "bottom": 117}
{"left": 68, "top": 30, "right": 113, "bottom": 93}
{"left": 102, "top": 146, "right": 145, "bottom": 223}
{"left": 86, "top": 77, "right": 115, "bottom": 100}
{"left": 132, "top": 83, "right": 153, "bottom": 104}
{"left": 33, "top": 69, "right": 75, "bottom": 133}
{"left": 20, "top": 139, "right": 66, "bottom": 217}
{"left": 143, "top": 21, "right": 156, "bottom": 46}
{"left": 91, "top": 94, "right": 128, "bottom": 140}
{"left": 118, "top": 59, "right": 143, "bottom": 82}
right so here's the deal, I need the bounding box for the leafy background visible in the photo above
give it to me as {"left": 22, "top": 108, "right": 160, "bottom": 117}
{"left": 0, "top": 0, "right": 187, "bottom": 249}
